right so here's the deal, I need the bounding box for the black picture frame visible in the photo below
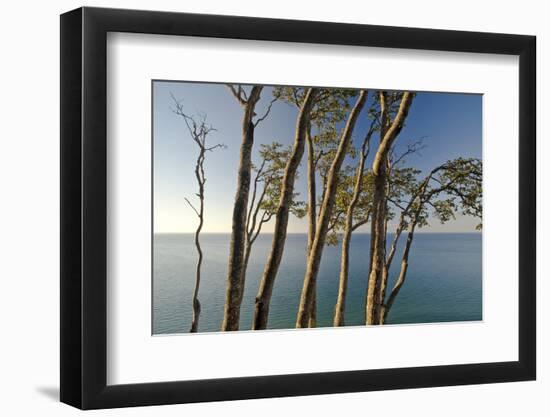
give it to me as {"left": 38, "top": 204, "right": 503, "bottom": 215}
{"left": 60, "top": 6, "right": 536, "bottom": 410}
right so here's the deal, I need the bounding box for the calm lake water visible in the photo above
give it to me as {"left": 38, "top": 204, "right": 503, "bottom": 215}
{"left": 153, "top": 233, "right": 482, "bottom": 334}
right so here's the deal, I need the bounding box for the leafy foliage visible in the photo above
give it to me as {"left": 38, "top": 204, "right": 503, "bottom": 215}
{"left": 274, "top": 87, "right": 361, "bottom": 238}
{"left": 255, "top": 142, "right": 306, "bottom": 219}
{"left": 273, "top": 87, "right": 357, "bottom": 126}
{"left": 396, "top": 157, "right": 483, "bottom": 230}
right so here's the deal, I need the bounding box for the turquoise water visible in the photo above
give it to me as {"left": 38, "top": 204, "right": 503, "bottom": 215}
{"left": 153, "top": 233, "right": 482, "bottom": 334}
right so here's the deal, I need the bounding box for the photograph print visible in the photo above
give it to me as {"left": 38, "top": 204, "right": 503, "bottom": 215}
{"left": 153, "top": 82, "right": 482, "bottom": 335}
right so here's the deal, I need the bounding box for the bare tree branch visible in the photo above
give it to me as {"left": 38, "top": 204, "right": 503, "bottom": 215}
{"left": 351, "top": 214, "right": 370, "bottom": 231}
{"left": 391, "top": 137, "right": 427, "bottom": 168}
{"left": 227, "top": 84, "right": 247, "bottom": 105}
{"left": 387, "top": 197, "right": 407, "bottom": 212}
{"left": 184, "top": 197, "right": 200, "bottom": 217}
{"left": 205, "top": 143, "right": 226, "bottom": 152}
{"left": 171, "top": 93, "right": 224, "bottom": 332}
{"left": 254, "top": 96, "right": 278, "bottom": 126}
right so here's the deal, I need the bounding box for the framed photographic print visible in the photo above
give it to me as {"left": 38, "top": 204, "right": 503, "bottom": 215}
{"left": 60, "top": 6, "right": 536, "bottom": 409}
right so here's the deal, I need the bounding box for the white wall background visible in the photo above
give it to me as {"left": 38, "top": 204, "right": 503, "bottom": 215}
{"left": 0, "top": 0, "right": 545, "bottom": 415}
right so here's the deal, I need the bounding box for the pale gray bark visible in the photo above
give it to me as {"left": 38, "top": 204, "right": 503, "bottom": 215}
{"left": 305, "top": 127, "right": 318, "bottom": 328}
{"left": 222, "top": 86, "right": 263, "bottom": 331}
{"left": 188, "top": 151, "right": 205, "bottom": 333}
{"left": 252, "top": 88, "right": 319, "bottom": 330}
{"left": 296, "top": 90, "right": 368, "bottom": 328}
{"left": 172, "top": 101, "right": 221, "bottom": 333}
{"left": 365, "top": 92, "right": 414, "bottom": 325}
{"left": 241, "top": 162, "right": 273, "bottom": 308}
{"left": 379, "top": 164, "right": 451, "bottom": 324}
{"left": 380, "top": 218, "right": 417, "bottom": 324}
{"left": 306, "top": 128, "right": 317, "bottom": 254}
{"left": 333, "top": 123, "right": 374, "bottom": 327}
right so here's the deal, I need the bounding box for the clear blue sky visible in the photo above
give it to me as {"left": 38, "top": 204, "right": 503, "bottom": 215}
{"left": 153, "top": 81, "right": 482, "bottom": 233}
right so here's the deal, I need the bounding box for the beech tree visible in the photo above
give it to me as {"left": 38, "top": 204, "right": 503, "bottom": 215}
{"left": 379, "top": 157, "right": 482, "bottom": 324}
{"left": 172, "top": 98, "right": 224, "bottom": 333}
{"left": 329, "top": 111, "right": 417, "bottom": 326}
{"left": 223, "top": 85, "right": 277, "bottom": 331}
{"left": 332, "top": 117, "right": 377, "bottom": 326}
{"left": 174, "top": 81, "right": 482, "bottom": 334}
{"left": 253, "top": 88, "right": 319, "bottom": 330}
{"left": 275, "top": 87, "right": 357, "bottom": 327}
{"left": 375, "top": 139, "right": 426, "bottom": 312}
{"left": 241, "top": 142, "right": 305, "bottom": 308}
{"left": 296, "top": 90, "right": 369, "bottom": 328}
{"left": 365, "top": 91, "right": 415, "bottom": 325}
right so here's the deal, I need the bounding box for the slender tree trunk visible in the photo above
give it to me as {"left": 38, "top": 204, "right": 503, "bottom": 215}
{"left": 365, "top": 164, "right": 388, "bottom": 325}
{"left": 172, "top": 102, "right": 220, "bottom": 333}
{"left": 308, "top": 293, "right": 317, "bottom": 328}
{"left": 306, "top": 128, "right": 317, "bottom": 254}
{"left": 252, "top": 88, "right": 319, "bottom": 330}
{"left": 377, "top": 158, "right": 481, "bottom": 324}
{"left": 241, "top": 211, "right": 271, "bottom": 308}
{"left": 333, "top": 219, "right": 352, "bottom": 327}
{"left": 380, "top": 218, "right": 417, "bottom": 324}
{"left": 386, "top": 221, "right": 406, "bottom": 271}
{"left": 305, "top": 128, "right": 318, "bottom": 327}
{"left": 222, "top": 86, "right": 263, "bottom": 331}
{"left": 377, "top": 167, "right": 441, "bottom": 324}
{"left": 190, "top": 150, "right": 206, "bottom": 332}
{"left": 190, "top": 218, "right": 203, "bottom": 332}
{"left": 377, "top": 165, "right": 392, "bottom": 316}
{"left": 378, "top": 193, "right": 412, "bottom": 318}
{"left": 365, "top": 92, "right": 414, "bottom": 325}
{"left": 333, "top": 138, "right": 370, "bottom": 326}
{"left": 240, "top": 167, "right": 269, "bottom": 308}
{"left": 240, "top": 236, "right": 253, "bottom": 302}
{"left": 296, "top": 90, "right": 368, "bottom": 328}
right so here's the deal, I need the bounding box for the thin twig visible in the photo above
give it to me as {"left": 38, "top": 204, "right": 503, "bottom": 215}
{"left": 184, "top": 197, "right": 200, "bottom": 217}
{"left": 254, "top": 96, "right": 278, "bottom": 126}
{"left": 227, "top": 84, "right": 247, "bottom": 105}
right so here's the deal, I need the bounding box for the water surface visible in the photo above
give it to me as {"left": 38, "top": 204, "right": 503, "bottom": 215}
{"left": 153, "top": 233, "right": 482, "bottom": 334}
